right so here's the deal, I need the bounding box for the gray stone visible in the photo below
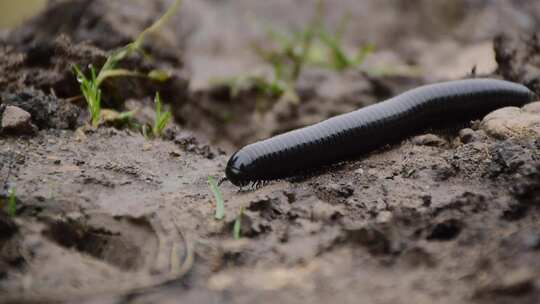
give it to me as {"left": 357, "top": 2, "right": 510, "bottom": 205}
{"left": 481, "top": 104, "right": 540, "bottom": 139}
{"left": 1, "top": 105, "right": 36, "bottom": 135}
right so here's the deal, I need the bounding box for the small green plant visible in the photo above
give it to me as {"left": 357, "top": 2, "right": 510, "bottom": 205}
{"left": 307, "top": 12, "right": 374, "bottom": 71}
{"left": 262, "top": 0, "right": 374, "bottom": 73}
{"left": 210, "top": 75, "right": 287, "bottom": 99}
{"left": 7, "top": 187, "right": 16, "bottom": 217}
{"left": 208, "top": 176, "right": 225, "bottom": 220}
{"left": 73, "top": 0, "right": 182, "bottom": 127}
{"left": 233, "top": 207, "right": 244, "bottom": 239}
{"left": 316, "top": 30, "right": 374, "bottom": 71}
{"left": 152, "top": 92, "right": 172, "bottom": 137}
{"left": 73, "top": 65, "right": 102, "bottom": 127}
{"left": 214, "top": 0, "right": 373, "bottom": 103}
{"left": 248, "top": 0, "right": 323, "bottom": 101}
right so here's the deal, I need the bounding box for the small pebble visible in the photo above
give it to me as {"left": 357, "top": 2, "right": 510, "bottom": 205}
{"left": 1, "top": 105, "right": 36, "bottom": 135}
{"left": 458, "top": 128, "right": 475, "bottom": 143}
{"left": 411, "top": 134, "right": 446, "bottom": 147}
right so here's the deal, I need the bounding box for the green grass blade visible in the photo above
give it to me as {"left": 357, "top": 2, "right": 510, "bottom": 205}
{"left": 148, "top": 69, "right": 172, "bottom": 82}
{"left": 7, "top": 187, "right": 16, "bottom": 217}
{"left": 73, "top": 65, "right": 86, "bottom": 83}
{"left": 353, "top": 43, "right": 375, "bottom": 66}
{"left": 97, "top": 69, "right": 145, "bottom": 84}
{"left": 152, "top": 92, "right": 172, "bottom": 137}
{"left": 73, "top": 64, "right": 102, "bottom": 127}
{"left": 159, "top": 112, "right": 172, "bottom": 128}
{"left": 318, "top": 30, "right": 350, "bottom": 71}
{"left": 118, "top": 110, "right": 136, "bottom": 121}
{"left": 142, "top": 124, "right": 149, "bottom": 139}
{"left": 100, "top": 0, "right": 182, "bottom": 78}
{"left": 99, "top": 46, "right": 131, "bottom": 77}
{"left": 208, "top": 176, "right": 225, "bottom": 220}
{"left": 233, "top": 207, "right": 243, "bottom": 239}
{"left": 132, "top": 0, "right": 183, "bottom": 50}
{"left": 156, "top": 92, "right": 162, "bottom": 113}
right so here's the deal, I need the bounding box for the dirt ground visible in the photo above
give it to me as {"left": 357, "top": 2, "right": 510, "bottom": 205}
{"left": 2, "top": 0, "right": 540, "bottom": 303}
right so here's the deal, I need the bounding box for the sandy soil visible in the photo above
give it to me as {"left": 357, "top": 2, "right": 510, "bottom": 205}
{"left": 2, "top": 1, "right": 540, "bottom": 303}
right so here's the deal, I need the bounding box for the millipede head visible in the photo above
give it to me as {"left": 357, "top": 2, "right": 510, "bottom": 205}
{"left": 225, "top": 150, "right": 252, "bottom": 187}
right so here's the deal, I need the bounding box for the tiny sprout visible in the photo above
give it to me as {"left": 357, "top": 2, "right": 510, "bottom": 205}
{"left": 152, "top": 92, "right": 172, "bottom": 138}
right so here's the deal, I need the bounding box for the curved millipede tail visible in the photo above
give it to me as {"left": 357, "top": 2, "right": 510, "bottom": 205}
{"left": 225, "top": 78, "right": 536, "bottom": 186}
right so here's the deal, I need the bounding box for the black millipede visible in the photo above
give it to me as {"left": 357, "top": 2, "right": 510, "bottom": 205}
{"left": 224, "top": 78, "right": 536, "bottom": 186}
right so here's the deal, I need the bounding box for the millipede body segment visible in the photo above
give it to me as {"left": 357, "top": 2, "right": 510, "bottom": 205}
{"left": 225, "top": 78, "right": 536, "bottom": 186}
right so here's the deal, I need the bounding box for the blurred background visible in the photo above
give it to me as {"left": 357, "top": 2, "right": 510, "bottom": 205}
{"left": 2, "top": 0, "right": 540, "bottom": 148}
{"left": 0, "top": 0, "right": 46, "bottom": 29}
{"left": 3, "top": 0, "right": 540, "bottom": 85}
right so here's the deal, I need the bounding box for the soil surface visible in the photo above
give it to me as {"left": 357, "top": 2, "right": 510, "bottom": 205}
{"left": 2, "top": 1, "right": 540, "bottom": 303}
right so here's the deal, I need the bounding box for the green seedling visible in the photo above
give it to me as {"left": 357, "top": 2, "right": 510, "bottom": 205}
{"left": 148, "top": 69, "right": 173, "bottom": 82}
{"left": 74, "top": 65, "right": 102, "bottom": 127}
{"left": 210, "top": 75, "right": 287, "bottom": 99}
{"left": 152, "top": 92, "right": 172, "bottom": 137}
{"left": 73, "top": 0, "right": 182, "bottom": 127}
{"left": 215, "top": 0, "right": 323, "bottom": 103}
{"left": 214, "top": 0, "right": 373, "bottom": 104}
{"left": 317, "top": 30, "right": 374, "bottom": 71}
{"left": 308, "top": 12, "right": 374, "bottom": 71}
{"left": 315, "top": 11, "right": 375, "bottom": 71}
{"left": 208, "top": 176, "right": 225, "bottom": 220}
{"left": 117, "top": 110, "right": 136, "bottom": 122}
{"left": 7, "top": 187, "right": 16, "bottom": 217}
{"left": 251, "top": 0, "right": 322, "bottom": 91}
{"left": 233, "top": 207, "right": 244, "bottom": 239}
{"left": 260, "top": 1, "right": 373, "bottom": 73}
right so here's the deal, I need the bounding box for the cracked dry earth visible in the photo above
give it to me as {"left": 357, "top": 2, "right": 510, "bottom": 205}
{"left": 1, "top": 102, "right": 540, "bottom": 304}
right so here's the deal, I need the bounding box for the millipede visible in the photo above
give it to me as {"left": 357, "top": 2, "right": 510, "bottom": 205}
{"left": 225, "top": 78, "right": 536, "bottom": 186}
